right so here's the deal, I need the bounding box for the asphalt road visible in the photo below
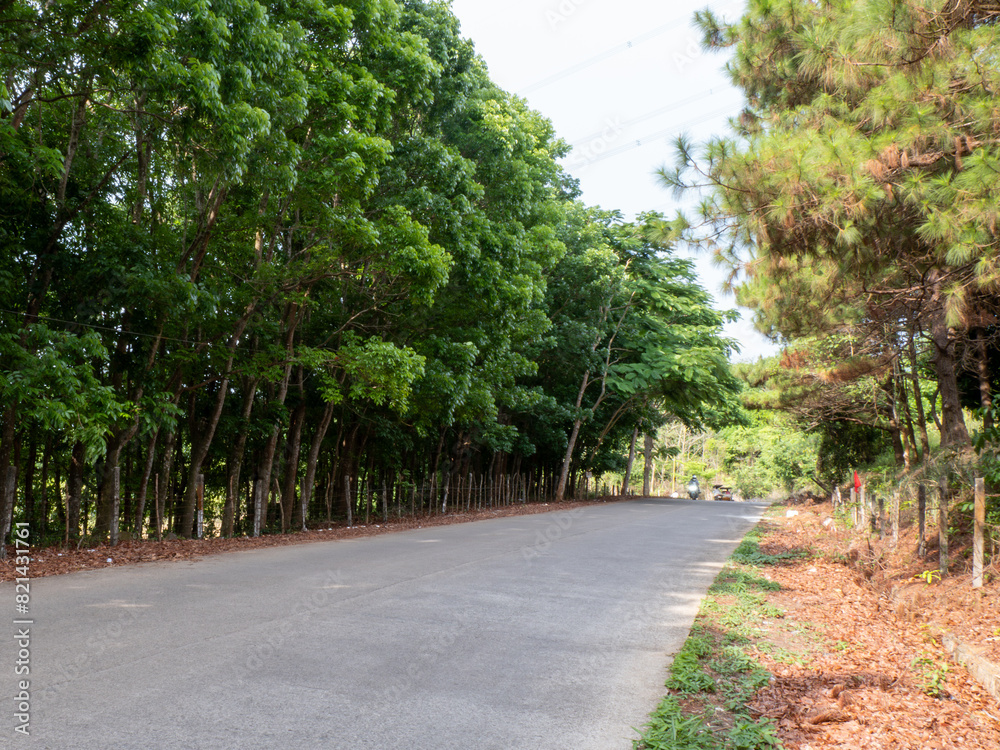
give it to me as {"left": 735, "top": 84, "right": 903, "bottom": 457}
{"left": 2, "top": 498, "right": 766, "bottom": 750}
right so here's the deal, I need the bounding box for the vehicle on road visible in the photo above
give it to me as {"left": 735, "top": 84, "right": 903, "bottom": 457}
{"left": 711, "top": 485, "right": 734, "bottom": 501}
{"left": 686, "top": 476, "right": 701, "bottom": 500}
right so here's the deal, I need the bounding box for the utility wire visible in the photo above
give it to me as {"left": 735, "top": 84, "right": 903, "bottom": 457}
{"left": 518, "top": 15, "right": 691, "bottom": 95}
{"left": 0, "top": 307, "right": 201, "bottom": 346}
{"left": 565, "top": 103, "right": 739, "bottom": 168}
{"left": 567, "top": 88, "right": 725, "bottom": 148}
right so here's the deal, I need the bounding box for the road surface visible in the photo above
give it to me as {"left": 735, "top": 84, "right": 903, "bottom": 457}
{"left": 2, "top": 498, "right": 766, "bottom": 749}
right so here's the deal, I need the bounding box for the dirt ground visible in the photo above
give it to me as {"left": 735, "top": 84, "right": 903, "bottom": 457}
{"left": 3, "top": 496, "right": 999, "bottom": 748}
{"left": 749, "top": 498, "right": 1000, "bottom": 749}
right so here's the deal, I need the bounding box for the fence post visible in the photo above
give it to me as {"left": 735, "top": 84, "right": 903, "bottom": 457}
{"left": 253, "top": 479, "right": 262, "bottom": 537}
{"left": 0, "top": 466, "right": 15, "bottom": 560}
{"left": 344, "top": 474, "right": 352, "bottom": 528}
{"left": 110, "top": 465, "right": 121, "bottom": 546}
{"left": 938, "top": 477, "right": 949, "bottom": 577}
{"left": 917, "top": 484, "right": 926, "bottom": 557}
{"left": 891, "top": 492, "right": 899, "bottom": 547}
{"left": 196, "top": 473, "right": 204, "bottom": 539}
{"left": 974, "top": 477, "right": 986, "bottom": 588}
{"left": 154, "top": 473, "right": 162, "bottom": 542}
{"left": 850, "top": 486, "right": 857, "bottom": 526}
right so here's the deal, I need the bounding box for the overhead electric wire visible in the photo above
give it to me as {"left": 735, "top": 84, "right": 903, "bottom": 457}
{"left": 0, "top": 307, "right": 201, "bottom": 346}
{"left": 565, "top": 102, "right": 740, "bottom": 168}
{"left": 567, "top": 88, "right": 726, "bottom": 149}
{"left": 518, "top": 15, "right": 692, "bottom": 95}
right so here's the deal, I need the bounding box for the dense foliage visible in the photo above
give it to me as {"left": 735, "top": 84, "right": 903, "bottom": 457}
{"left": 665, "top": 0, "right": 1000, "bottom": 474}
{"left": 0, "top": 0, "right": 740, "bottom": 544}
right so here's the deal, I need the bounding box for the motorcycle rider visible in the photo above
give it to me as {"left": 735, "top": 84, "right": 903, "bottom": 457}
{"left": 686, "top": 476, "right": 700, "bottom": 500}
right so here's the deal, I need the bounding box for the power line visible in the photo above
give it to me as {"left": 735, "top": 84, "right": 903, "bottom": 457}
{"left": 0, "top": 308, "right": 202, "bottom": 347}
{"left": 518, "top": 15, "right": 692, "bottom": 95}
{"left": 567, "top": 88, "right": 725, "bottom": 148}
{"left": 564, "top": 102, "right": 739, "bottom": 168}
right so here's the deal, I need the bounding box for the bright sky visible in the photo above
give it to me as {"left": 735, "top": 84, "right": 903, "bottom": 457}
{"left": 448, "top": 0, "right": 780, "bottom": 362}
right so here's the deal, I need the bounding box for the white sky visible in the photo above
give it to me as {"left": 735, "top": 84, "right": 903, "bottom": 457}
{"left": 448, "top": 0, "right": 779, "bottom": 362}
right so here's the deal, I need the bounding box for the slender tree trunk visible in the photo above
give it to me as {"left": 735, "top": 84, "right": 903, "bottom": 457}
{"left": 134, "top": 429, "right": 160, "bottom": 538}
{"left": 556, "top": 372, "right": 590, "bottom": 502}
{"left": 929, "top": 302, "right": 969, "bottom": 447}
{"left": 67, "top": 441, "right": 85, "bottom": 543}
{"left": 622, "top": 427, "right": 639, "bottom": 495}
{"left": 156, "top": 430, "right": 177, "bottom": 539}
{"left": 223, "top": 378, "right": 258, "bottom": 537}
{"left": 0, "top": 405, "right": 18, "bottom": 546}
{"left": 906, "top": 325, "right": 931, "bottom": 459}
{"left": 96, "top": 434, "right": 133, "bottom": 539}
{"left": 280, "top": 401, "right": 307, "bottom": 533}
{"left": 300, "top": 401, "right": 335, "bottom": 531}
{"left": 40, "top": 437, "right": 51, "bottom": 535}
{"left": 0, "top": 466, "right": 16, "bottom": 560}
{"left": 254, "top": 308, "right": 299, "bottom": 535}
{"left": 179, "top": 376, "right": 231, "bottom": 537}
{"left": 24, "top": 438, "right": 36, "bottom": 530}
{"left": 642, "top": 433, "right": 654, "bottom": 496}
{"left": 976, "top": 328, "right": 994, "bottom": 430}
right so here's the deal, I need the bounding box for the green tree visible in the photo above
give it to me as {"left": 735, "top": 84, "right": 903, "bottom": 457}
{"left": 667, "top": 0, "right": 1000, "bottom": 453}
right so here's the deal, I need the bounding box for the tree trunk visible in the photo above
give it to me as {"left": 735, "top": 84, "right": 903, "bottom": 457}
{"left": 156, "top": 430, "right": 177, "bottom": 539}
{"left": 642, "top": 433, "right": 654, "bottom": 496}
{"left": 906, "top": 325, "right": 931, "bottom": 458}
{"left": 0, "top": 466, "right": 16, "bottom": 560}
{"left": 556, "top": 371, "right": 590, "bottom": 502}
{"left": 280, "top": 400, "right": 307, "bottom": 533}
{"left": 179, "top": 374, "right": 231, "bottom": 538}
{"left": 254, "top": 307, "right": 299, "bottom": 535}
{"left": 976, "top": 328, "right": 994, "bottom": 430}
{"left": 67, "top": 441, "right": 85, "bottom": 543}
{"left": 300, "top": 401, "right": 335, "bottom": 531}
{"left": 23, "top": 438, "right": 36, "bottom": 530}
{"left": 622, "top": 427, "right": 639, "bottom": 495}
{"left": 133, "top": 428, "right": 160, "bottom": 538}
{"left": 930, "top": 307, "right": 969, "bottom": 447}
{"left": 223, "top": 378, "right": 258, "bottom": 537}
{"left": 179, "top": 339, "right": 239, "bottom": 537}
{"left": 96, "top": 432, "right": 133, "bottom": 539}
{"left": 0, "top": 404, "right": 18, "bottom": 546}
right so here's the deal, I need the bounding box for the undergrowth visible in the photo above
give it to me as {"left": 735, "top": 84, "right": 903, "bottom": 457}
{"left": 633, "top": 526, "right": 788, "bottom": 750}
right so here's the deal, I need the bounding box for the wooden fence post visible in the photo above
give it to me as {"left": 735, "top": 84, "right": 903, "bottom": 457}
{"left": 891, "top": 492, "right": 899, "bottom": 547}
{"left": 974, "top": 477, "right": 986, "bottom": 589}
{"left": 253, "top": 479, "right": 263, "bottom": 537}
{"left": 850, "top": 486, "right": 857, "bottom": 527}
{"left": 196, "top": 473, "right": 204, "bottom": 539}
{"left": 344, "top": 474, "right": 352, "bottom": 528}
{"left": 939, "top": 477, "right": 949, "bottom": 577}
{"left": 917, "top": 484, "right": 926, "bottom": 557}
{"left": 110, "top": 466, "right": 121, "bottom": 546}
{"left": 0, "top": 466, "right": 17, "bottom": 560}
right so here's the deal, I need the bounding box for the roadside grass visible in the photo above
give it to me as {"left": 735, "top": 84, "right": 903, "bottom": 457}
{"left": 632, "top": 525, "right": 806, "bottom": 750}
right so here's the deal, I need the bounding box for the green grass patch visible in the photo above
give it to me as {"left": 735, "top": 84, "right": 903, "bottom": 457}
{"left": 632, "top": 523, "right": 789, "bottom": 750}
{"left": 730, "top": 526, "right": 809, "bottom": 567}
